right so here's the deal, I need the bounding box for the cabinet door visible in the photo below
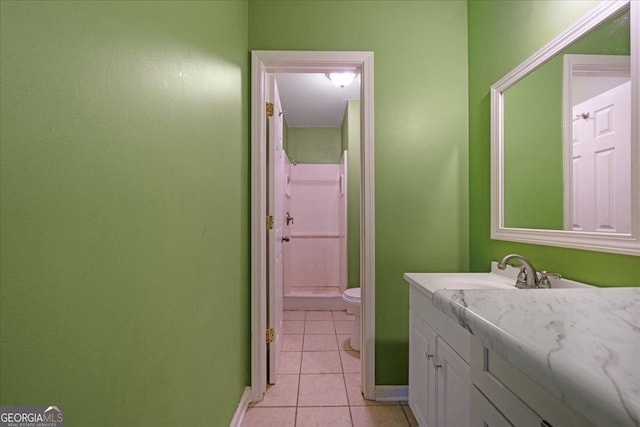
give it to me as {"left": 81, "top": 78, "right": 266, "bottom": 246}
{"left": 436, "top": 337, "right": 471, "bottom": 427}
{"left": 471, "top": 386, "right": 513, "bottom": 427}
{"left": 409, "top": 309, "right": 437, "bottom": 427}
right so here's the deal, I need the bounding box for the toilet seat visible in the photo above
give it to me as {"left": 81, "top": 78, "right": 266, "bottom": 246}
{"left": 343, "top": 287, "right": 360, "bottom": 302}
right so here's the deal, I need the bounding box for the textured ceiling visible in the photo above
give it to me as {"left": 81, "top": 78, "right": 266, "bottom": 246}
{"left": 275, "top": 73, "right": 361, "bottom": 128}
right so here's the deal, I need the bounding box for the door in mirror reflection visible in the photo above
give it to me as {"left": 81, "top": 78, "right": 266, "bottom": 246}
{"left": 569, "top": 79, "right": 631, "bottom": 233}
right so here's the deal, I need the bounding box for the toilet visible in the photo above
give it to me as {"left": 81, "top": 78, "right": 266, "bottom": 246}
{"left": 342, "top": 287, "right": 361, "bottom": 351}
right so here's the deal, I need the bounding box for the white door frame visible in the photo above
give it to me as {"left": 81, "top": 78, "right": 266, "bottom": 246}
{"left": 250, "top": 50, "right": 375, "bottom": 402}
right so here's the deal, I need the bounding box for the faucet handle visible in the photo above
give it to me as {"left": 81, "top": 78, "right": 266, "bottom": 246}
{"left": 515, "top": 266, "right": 529, "bottom": 289}
{"left": 538, "top": 271, "right": 562, "bottom": 288}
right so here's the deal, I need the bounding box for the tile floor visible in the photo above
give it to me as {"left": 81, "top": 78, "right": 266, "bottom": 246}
{"left": 242, "top": 310, "right": 418, "bottom": 427}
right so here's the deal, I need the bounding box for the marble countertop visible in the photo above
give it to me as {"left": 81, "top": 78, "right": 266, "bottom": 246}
{"left": 403, "top": 272, "right": 516, "bottom": 297}
{"left": 431, "top": 287, "right": 640, "bottom": 427}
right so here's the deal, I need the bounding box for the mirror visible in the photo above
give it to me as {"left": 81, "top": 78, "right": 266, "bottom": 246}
{"left": 491, "top": 0, "right": 640, "bottom": 255}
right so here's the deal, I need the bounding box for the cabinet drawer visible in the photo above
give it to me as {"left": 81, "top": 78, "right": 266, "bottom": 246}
{"left": 410, "top": 286, "right": 471, "bottom": 362}
{"left": 471, "top": 386, "right": 512, "bottom": 427}
{"left": 470, "top": 336, "right": 597, "bottom": 427}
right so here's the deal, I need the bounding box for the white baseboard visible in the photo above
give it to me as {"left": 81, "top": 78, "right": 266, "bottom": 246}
{"left": 283, "top": 295, "right": 345, "bottom": 311}
{"left": 375, "top": 385, "right": 409, "bottom": 402}
{"left": 229, "top": 387, "right": 252, "bottom": 427}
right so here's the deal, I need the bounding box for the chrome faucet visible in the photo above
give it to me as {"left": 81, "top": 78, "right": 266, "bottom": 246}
{"left": 497, "top": 254, "right": 539, "bottom": 289}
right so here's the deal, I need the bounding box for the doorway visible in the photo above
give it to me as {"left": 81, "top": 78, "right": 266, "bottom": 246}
{"left": 250, "top": 51, "right": 375, "bottom": 402}
{"left": 277, "top": 72, "right": 356, "bottom": 310}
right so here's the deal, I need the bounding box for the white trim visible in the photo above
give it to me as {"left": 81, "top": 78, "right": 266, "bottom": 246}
{"left": 229, "top": 387, "right": 252, "bottom": 427}
{"left": 250, "top": 53, "right": 267, "bottom": 402}
{"left": 250, "top": 51, "right": 376, "bottom": 402}
{"left": 490, "top": 0, "right": 640, "bottom": 256}
{"left": 360, "top": 50, "right": 376, "bottom": 401}
{"left": 375, "top": 385, "right": 409, "bottom": 402}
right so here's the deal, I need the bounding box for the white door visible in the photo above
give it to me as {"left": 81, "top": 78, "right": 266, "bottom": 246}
{"left": 569, "top": 80, "right": 631, "bottom": 233}
{"left": 409, "top": 310, "right": 437, "bottom": 427}
{"left": 267, "top": 75, "right": 286, "bottom": 383}
{"left": 436, "top": 338, "right": 471, "bottom": 427}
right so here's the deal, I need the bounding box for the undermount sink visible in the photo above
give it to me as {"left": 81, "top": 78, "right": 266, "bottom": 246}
{"left": 431, "top": 274, "right": 516, "bottom": 290}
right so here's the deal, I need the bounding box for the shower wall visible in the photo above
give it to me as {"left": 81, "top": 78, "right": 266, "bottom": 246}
{"left": 284, "top": 158, "right": 347, "bottom": 298}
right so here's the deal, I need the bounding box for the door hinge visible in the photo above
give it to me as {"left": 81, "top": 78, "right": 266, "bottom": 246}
{"left": 266, "top": 215, "right": 274, "bottom": 230}
{"left": 266, "top": 328, "right": 274, "bottom": 344}
{"left": 266, "top": 102, "right": 274, "bottom": 117}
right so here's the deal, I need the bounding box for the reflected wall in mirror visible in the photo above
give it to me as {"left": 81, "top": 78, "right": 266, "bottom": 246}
{"left": 503, "top": 8, "right": 630, "bottom": 230}
{"left": 491, "top": 0, "right": 640, "bottom": 255}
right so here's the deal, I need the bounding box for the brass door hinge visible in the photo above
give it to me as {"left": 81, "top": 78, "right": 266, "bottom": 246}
{"left": 266, "top": 102, "right": 274, "bottom": 117}
{"left": 266, "top": 215, "right": 274, "bottom": 230}
{"left": 266, "top": 328, "right": 274, "bottom": 344}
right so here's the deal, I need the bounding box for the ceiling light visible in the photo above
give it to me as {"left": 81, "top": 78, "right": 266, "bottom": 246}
{"left": 326, "top": 72, "right": 356, "bottom": 88}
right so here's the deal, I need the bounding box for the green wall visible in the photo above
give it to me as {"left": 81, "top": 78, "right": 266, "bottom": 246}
{"left": 468, "top": 0, "right": 640, "bottom": 286}
{"left": 342, "top": 100, "right": 361, "bottom": 289}
{"left": 0, "top": 1, "right": 249, "bottom": 425}
{"left": 503, "top": 8, "right": 630, "bottom": 230}
{"left": 286, "top": 127, "right": 342, "bottom": 164}
{"left": 250, "top": 0, "right": 469, "bottom": 385}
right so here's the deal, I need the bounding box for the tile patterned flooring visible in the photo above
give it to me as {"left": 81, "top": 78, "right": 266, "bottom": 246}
{"left": 242, "top": 310, "right": 418, "bottom": 427}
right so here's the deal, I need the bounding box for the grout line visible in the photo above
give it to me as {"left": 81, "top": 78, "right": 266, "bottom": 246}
{"left": 334, "top": 326, "right": 356, "bottom": 427}
{"left": 250, "top": 405, "right": 300, "bottom": 408}
{"left": 294, "top": 347, "right": 301, "bottom": 425}
{"left": 281, "top": 311, "right": 369, "bottom": 426}
{"left": 401, "top": 404, "right": 413, "bottom": 426}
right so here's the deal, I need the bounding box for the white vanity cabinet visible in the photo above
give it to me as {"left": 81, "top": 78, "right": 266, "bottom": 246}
{"left": 409, "top": 286, "right": 471, "bottom": 427}
{"left": 406, "top": 272, "right": 635, "bottom": 427}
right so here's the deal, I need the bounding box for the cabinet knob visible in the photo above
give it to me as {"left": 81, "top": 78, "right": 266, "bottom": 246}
{"left": 426, "top": 353, "right": 434, "bottom": 360}
{"left": 434, "top": 363, "right": 442, "bottom": 369}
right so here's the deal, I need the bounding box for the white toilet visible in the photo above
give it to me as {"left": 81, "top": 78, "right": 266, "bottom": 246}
{"left": 342, "top": 287, "right": 361, "bottom": 351}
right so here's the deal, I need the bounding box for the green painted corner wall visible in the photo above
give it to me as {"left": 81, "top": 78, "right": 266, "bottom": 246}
{"left": 343, "top": 100, "right": 361, "bottom": 289}
{"left": 286, "top": 127, "right": 343, "bottom": 164}
{"left": 0, "top": 1, "right": 250, "bottom": 425}
{"left": 468, "top": 0, "right": 640, "bottom": 286}
{"left": 250, "top": 0, "right": 470, "bottom": 385}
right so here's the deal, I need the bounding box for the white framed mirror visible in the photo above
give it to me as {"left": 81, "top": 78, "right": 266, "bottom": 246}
{"left": 491, "top": 0, "right": 640, "bottom": 256}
